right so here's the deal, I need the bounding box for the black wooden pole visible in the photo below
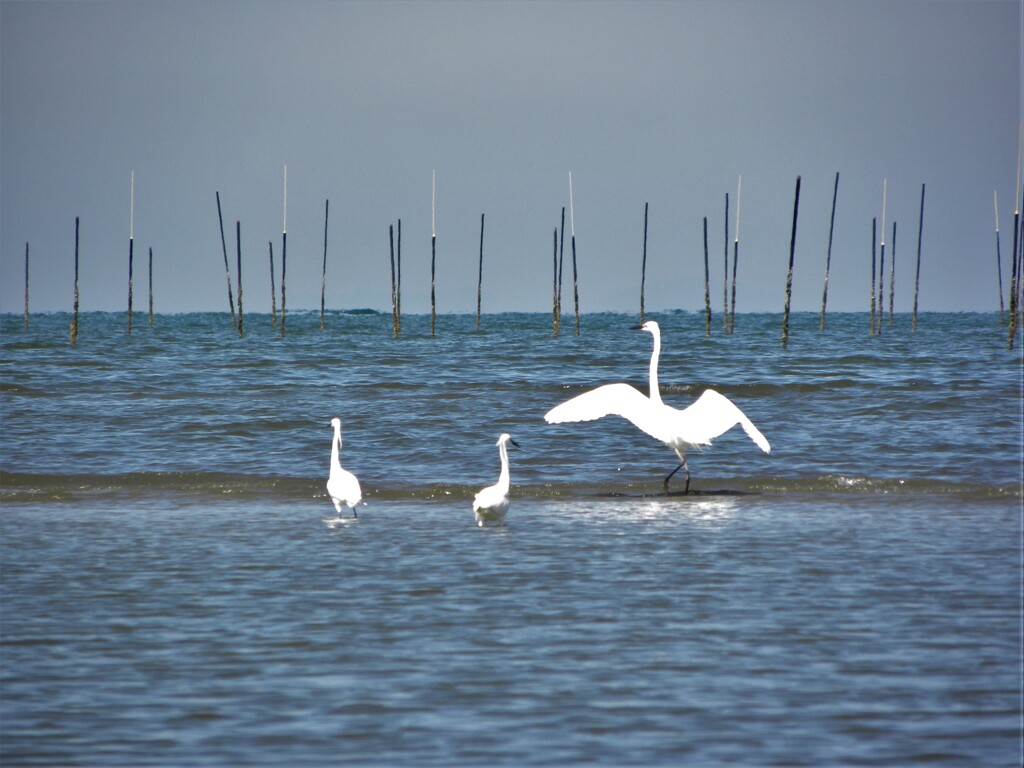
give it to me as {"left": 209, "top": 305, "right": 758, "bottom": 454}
{"left": 729, "top": 237, "right": 739, "bottom": 335}
{"left": 321, "top": 199, "right": 329, "bottom": 330}
{"left": 723, "top": 192, "right": 729, "bottom": 332}
{"left": 571, "top": 233, "right": 580, "bottom": 336}
{"left": 23, "top": 242, "right": 29, "bottom": 329}
{"left": 148, "top": 246, "right": 154, "bottom": 327}
{"left": 127, "top": 236, "right": 134, "bottom": 335}
{"left": 236, "top": 221, "right": 243, "bottom": 338}
{"left": 640, "top": 202, "right": 648, "bottom": 324}
{"left": 70, "top": 217, "right": 80, "bottom": 345}
{"left": 280, "top": 231, "right": 287, "bottom": 337}
{"left": 397, "top": 218, "right": 402, "bottom": 334}
{"left": 703, "top": 217, "right": 712, "bottom": 337}
{"left": 216, "top": 191, "right": 237, "bottom": 328}
{"left": 888, "top": 221, "right": 897, "bottom": 327}
{"left": 269, "top": 241, "right": 277, "bottom": 328}
{"left": 870, "top": 217, "right": 877, "bottom": 336}
{"left": 552, "top": 227, "right": 559, "bottom": 337}
{"left": 995, "top": 192, "right": 1005, "bottom": 325}
{"left": 820, "top": 172, "right": 839, "bottom": 330}
{"left": 877, "top": 225, "right": 885, "bottom": 338}
{"left": 556, "top": 206, "right": 565, "bottom": 336}
{"left": 781, "top": 176, "right": 800, "bottom": 348}
{"left": 476, "top": 213, "right": 485, "bottom": 332}
{"left": 1008, "top": 211, "right": 1019, "bottom": 347}
{"left": 389, "top": 224, "right": 397, "bottom": 337}
{"left": 430, "top": 234, "right": 437, "bottom": 337}
{"left": 912, "top": 183, "right": 925, "bottom": 333}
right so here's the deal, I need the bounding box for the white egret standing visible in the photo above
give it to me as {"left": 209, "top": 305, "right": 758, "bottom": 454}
{"left": 544, "top": 321, "right": 770, "bottom": 493}
{"left": 472, "top": 433, "right": 519, "bottom": 527}
{"left": 327, "top": 417, "right": 362, "bottom": 517}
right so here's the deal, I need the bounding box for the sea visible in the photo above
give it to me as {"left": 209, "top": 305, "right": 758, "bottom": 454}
{"left": 1, "top": 310, "right": 1021, "bottom": 767}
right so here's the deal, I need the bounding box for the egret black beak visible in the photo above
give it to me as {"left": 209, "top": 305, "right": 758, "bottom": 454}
{"left": 510, "top": 439, "right": 521, "bottom": 449}
{"left": 630, "top": 324, "right": 643, "bottom": 331}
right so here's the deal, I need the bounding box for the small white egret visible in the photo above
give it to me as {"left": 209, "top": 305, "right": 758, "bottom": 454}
{"left": 327, "top": 417, "right": 362, "bottom": 518}
{"left": 472, "top": 433, "right": 519, "bottom": 527}
{"left": 544, "top": 320, "right": 770, "bottom": 493}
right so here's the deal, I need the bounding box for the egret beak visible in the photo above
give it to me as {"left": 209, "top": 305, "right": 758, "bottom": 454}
{"left": 629, "top": 324, "right": 643, "bottom": 331}
{"left": 510, "top": 438, "right": 521, "bottom": 449}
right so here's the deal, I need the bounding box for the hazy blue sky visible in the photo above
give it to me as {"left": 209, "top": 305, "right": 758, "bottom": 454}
{"left": 1, "top": 0, "right": 1020, "bottom": 316}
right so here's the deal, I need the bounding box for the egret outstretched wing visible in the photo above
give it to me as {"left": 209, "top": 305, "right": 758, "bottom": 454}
{"left": 544, "top": 383, "right": 677, "bottom": 445}
{"left": 675, "top": 389, "right": 771, "bottom": 453}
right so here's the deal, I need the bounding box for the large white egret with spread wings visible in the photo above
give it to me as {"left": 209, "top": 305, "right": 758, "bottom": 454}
{"left": 327, "top": 417, "right": 363, "bottom": 518}
{"left": 544, "top": 321, "right": 770, "bottom": 493}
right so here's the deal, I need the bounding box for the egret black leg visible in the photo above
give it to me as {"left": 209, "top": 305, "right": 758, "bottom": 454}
{"left": 663, "top": 460, "right": 691, "bottom": 494}
{"left": 352, "top": 506, "right": 358, "bottom": 519}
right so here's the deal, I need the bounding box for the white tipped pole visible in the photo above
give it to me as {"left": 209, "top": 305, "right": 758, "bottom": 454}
{"left": 283, "top": 165, "right": 288, "bottom": 234}
{"left": 432, "top": 169, "right": 436, "bottom": 238}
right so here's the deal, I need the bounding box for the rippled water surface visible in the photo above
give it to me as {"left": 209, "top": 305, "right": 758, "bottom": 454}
{"left": 2, "top": 311, "right": 1022, "bottom": 766}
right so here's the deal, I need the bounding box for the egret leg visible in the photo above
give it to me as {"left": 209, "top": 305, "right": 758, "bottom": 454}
{"left": 352, "top": 505, "right": 358, "bottom": 519}
{"left": 663, "top": 460, "right": 690, "bottom": 494}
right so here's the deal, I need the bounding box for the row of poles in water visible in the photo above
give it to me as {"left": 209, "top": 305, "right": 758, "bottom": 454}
{"left": 20, "top": 169, "right": 1024, "bottom": 350}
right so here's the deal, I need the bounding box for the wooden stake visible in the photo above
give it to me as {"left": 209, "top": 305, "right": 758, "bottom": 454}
{"left": 431, "top": 171, "right": 437, "bottom": 337}
{"left": 236, "top": 221, "right": 243, "bottom": 338}
{"left": 280, "top": 167, "right": 287, "bottom": 338}
{"left": 23, "top": 242, "right": 29, "bottom": 329}
{"left": 730, "top": 176, "right": 741, "bottom": 334}
{"left": 70, "top": 217, "right": 79, "bottom": 345}
{"left": 912, "top": 183, "right": 925, "bottom": 333}
{"left": 781, "top": 176, "right": 800, "bottom": 348}
{"left": 552, "top": 226, "right": 559, "bottom": 337}
{"left": 321, "top": 199, "right": 329, "bottom": 330}
{"left": 128, "top": 171, "right": 134, "bottom": 335}
{"left": 280, "top": 231, "right": 287, "bottom": 337}
{"left": 820, "top": 172, "right": 839, "bottom": 330}
{"left": 995, "top": 191, "right": 1005, "bottom": 325}
{"left": 1009, "top": 211, "right": 1019, "bottom": 347}
{"left": 569, "top": 172, "right": 579, "bottom": 336}
{"left": 640, "top": 202, "right": 648, "bottom": 324}
{"left": 397, "top": 218, "right": 402, "bottom": 334}
{"left": 877, "top": 180, "right": 887, "bottom": 337}
{"left": 148, "top": 246, "right": 154, "bottom": 327}
{"left": 215, "top": 192, "right": 237, "bottom": 328}
{"left": 703, "top": 216, "right": 712, "bottom": 337}
{"left": 389, "top": 224, "right": 398, "bottom": 338}
{"left": 127, "top": 236, "right": 134, "bottom": 335}
{"left": 556, "top": 206, "right": 565, "bottom": 337}
{"left": 269, "top": 241, "right": 278, "bottom": 328}
{"left": 723, "top": 192, "right": 729, "bottom": 332}
{"left": 476, "top": 213, "right": 485, "bottom": 332}
{"left": 888, "top": 221, "right": 897, "bottom": 327}
{"left": 870, "top": 217, "right": 877, "bottom": 336}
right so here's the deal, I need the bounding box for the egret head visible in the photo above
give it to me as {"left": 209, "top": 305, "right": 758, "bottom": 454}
{"left": 630, "top": 320, "right": 660, "bottom": 335}
{"left": 497, "top": 433, "right": 520, "bottom": 449}
{"left": 330, "top": 417, "right": 341, "bottom": 430}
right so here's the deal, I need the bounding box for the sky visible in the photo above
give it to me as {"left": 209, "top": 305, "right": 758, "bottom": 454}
{"left": 1, "top": 0, "right": 1021, "bottom": 316}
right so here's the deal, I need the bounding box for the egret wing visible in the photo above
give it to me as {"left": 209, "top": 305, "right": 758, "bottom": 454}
{"left": 545, "top": 383, "right": 677, "bottom": 444}
{"left": 676, "top": 389, "right": 771, "bottom": 453}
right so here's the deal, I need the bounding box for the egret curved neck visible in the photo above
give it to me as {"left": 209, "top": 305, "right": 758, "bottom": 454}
{"left": 648, "top": 330, "right": 663, "bottom": 404}
{"left": 497, "top": 443, "right": 511, "bottom": 490}
{"left": 331, "top": 427, "right": 341, "bottom": 467}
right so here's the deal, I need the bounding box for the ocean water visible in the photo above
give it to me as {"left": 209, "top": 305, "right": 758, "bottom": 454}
{"left": 1, "top": 310, "right": 1021, "bottom": 766}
